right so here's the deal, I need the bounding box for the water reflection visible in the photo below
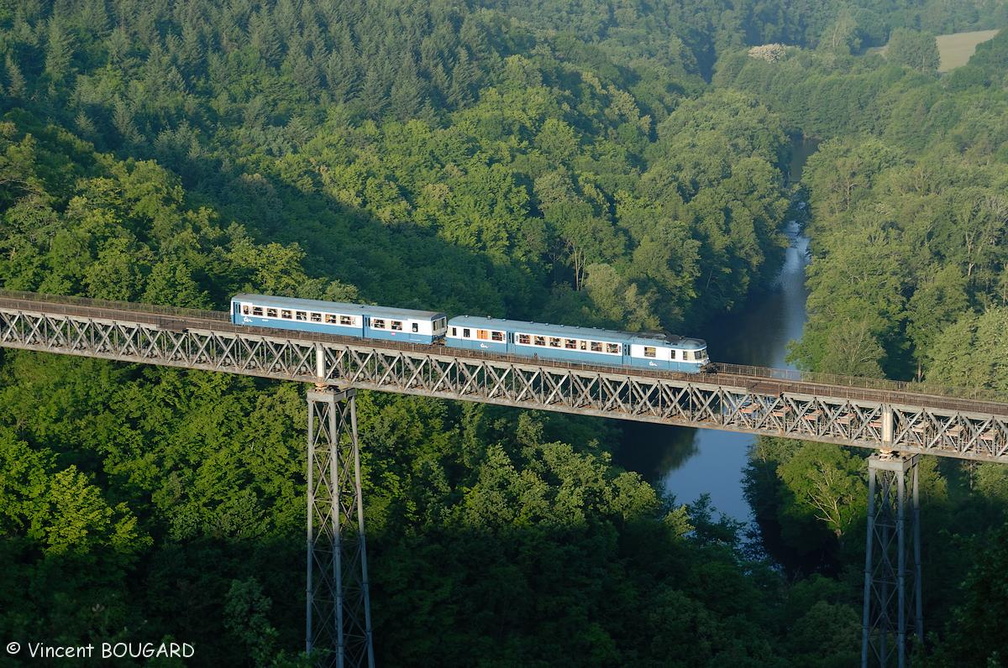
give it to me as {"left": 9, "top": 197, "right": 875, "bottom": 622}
{"left": 614, "top": 221, "right": 809, "bottom": 521}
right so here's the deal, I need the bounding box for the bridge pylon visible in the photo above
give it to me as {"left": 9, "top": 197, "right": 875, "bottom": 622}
{"left": 306, "top": 388, "right": 375, "bottom": 668}
{"left": 861, "top": 452, "right": 923, "bottom": 667}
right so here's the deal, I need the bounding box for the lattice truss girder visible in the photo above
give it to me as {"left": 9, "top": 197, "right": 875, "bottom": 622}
{"left": 0, "top": 310, "right": 319, "bottom": 380}
{"left": 862, "top": 455, "right": 922, "bottom": 668}
{"left": 325, "top": 347, "right": 1008, "bottom": 461}
{"left": 1, "top": 308, "right": 1006, "bottom": 461}
{"left": 306, "top": 390, "right": 374, "bottom": 668}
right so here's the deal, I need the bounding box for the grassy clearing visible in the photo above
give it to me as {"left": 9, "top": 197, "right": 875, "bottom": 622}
{"left": 935, "top": 29, "right": 1000, "bottom": 71}
{"left": 869, "top": 29, "right": 1000, "bottom": 71}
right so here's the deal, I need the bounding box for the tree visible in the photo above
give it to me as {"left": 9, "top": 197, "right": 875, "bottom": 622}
{"left": 0, "top": 429, "right": 52, "bottom": 535}
{"left": 803, "top": 137, "right": 904, "bottom": 220}
{"left": 84, "top": 237, "right": 151, "bottom": 301}
{"left": 224, "top": 578, "right": 280, "bottom": 665}
{"left": 905, "top": 265, "right": 969, "bottom": 373}
{"left": 819, "top": 8, "right": 860, "bottom": 55}
{"left": 583, "top": 263, "right": 660, "bottom": 331}
{"left": 941, "top": 523, "right": 1008, "bottom": 665}
{"left": 535, "top": 118, "right": 579, "bottom": 164}
{"left": 886, "top": 29, "right": 940, "bottom": 73}
{"left": 142, "top": 259, "right": 210, "bottom": 307}
{"left": 778, "top": 442, "right": 866, "bottom": 540}
{"left": 817, "top": 317, "right": 886, "bottom": 377}
{"left": 925, "top": 307, "right": 1008, "bottom": 394}
{"left": 44, "top": 18, "right": 75, "bottom": 87}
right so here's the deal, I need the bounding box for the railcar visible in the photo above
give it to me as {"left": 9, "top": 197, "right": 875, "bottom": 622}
{"left": 230, "top": 294, "right": 448, "bottom": 344}
{"left": 445, "top": 316, "right": 709, "bottom": 372}
{"left": 230, "top": 294, "right": 709, "bottom": 373}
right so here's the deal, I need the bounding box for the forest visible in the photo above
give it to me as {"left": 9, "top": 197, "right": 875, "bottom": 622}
{"left": 0, "top": 0, "right": 1006, "bottom": 664}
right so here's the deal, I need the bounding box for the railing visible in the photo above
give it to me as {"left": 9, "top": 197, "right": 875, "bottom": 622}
{"left": 0, "top": 289, "right": 1004, "bottom": 415}
{"left": 715, "top": 362, "right": 1006, "bottom": 413}
{"left": 0, "top": 289, "right": 228, "bottom": 323}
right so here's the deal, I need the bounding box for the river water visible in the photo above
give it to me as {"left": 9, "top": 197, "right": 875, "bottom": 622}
{"left": 612, "top": 137, "right": 817, "bottom": 521}
{"left": 614, "top": 220, "right": 810, "bottom": 521}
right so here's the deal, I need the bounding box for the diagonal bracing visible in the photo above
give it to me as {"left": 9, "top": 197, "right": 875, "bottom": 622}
{"left": 0, "top": 303, "right": 1004, "bottom": 462}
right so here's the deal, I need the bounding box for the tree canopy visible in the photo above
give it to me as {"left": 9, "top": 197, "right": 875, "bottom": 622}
{"left": 0, "top": 0, "right": 1007, "bottom": 664}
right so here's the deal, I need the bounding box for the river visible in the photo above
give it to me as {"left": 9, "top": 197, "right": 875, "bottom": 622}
{"left": 613, "top": 135, "right": 818, "bottom": 521}
{"left": 613, "top": 221, "right": 809, "bottom": 521}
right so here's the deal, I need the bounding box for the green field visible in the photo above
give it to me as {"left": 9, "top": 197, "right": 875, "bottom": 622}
{"left": 936, "top": 29, "right": 1000, "bottom": 71}
{"left": 870, "top": 29, "right": 1000, "bottom": 71}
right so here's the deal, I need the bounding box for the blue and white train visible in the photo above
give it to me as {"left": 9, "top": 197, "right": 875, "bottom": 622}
{"left": 231, "top": 294, "right": 710, "bottom": 373}
{"left": 446, "top": 316, "right": 709, "bottom": 372}
{"left": 232, "top": 294, "right": 447, "bottom": 344}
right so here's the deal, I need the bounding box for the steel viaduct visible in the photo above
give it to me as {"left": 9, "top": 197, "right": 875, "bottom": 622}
{"left": 0, "top": 291, "right": 1005, "bottom": 667}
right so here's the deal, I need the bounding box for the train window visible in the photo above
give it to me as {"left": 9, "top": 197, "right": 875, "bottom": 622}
{"left": 281, "top": 310, "right": 292, "bottom": 319}
{"left": 590, "top": 341, "right": 602, "bottom": 352}
{"left": 606, "top": 343, "right": 620, "bottom": 354}
{"left": 463, "top": 328, "right": 470, "bottom": 338}
{"left": 373, "top": 319, "right": 385, "bottom": 329}
{"left": 296, "top": 311, "right": 307, "bottom": 321}
{"left": 340, "top": 315, "right": 352, "bottom": 325}
{"left": 518, "top": 333, "right": 530, "bottom": 344}
{"left": 644, "top": 346, "right": 656, "bottom": 358}
{"left": 670, "top": 350, "right": 677, "bottom": 360}
{"left": 477, "top": 329, "right": 489, "bottom": 340}
{"left": 311, "top": 312, "right": 322, "bottom": 322}
{"left": 564, "top": 339, "right": 577, "bottom": 349}
{"left": 242, "top": 305, "right": 250, "bottom": 315}
{"left": 549, "top": 337, "right": 561, "bottom": 348}
{"left": 491, "top": 331, "right": 504, "bottom": 342}
{"left": 437, "top": 318, "right": 446, "bottom": 329}
{"left": 325, "top": 314, "right": 337, "bottom": 324}
{"left": 252, "top": 306, "right": 263, "bottom": 316}
{"left": 451, "top": 327, "right": 457, "bottom": 336}
{"left": 579, "top": 341, "right": 587, "bottom": 350}
{"left": 392, "top": 320, "right": 403, "bottom": 331}
{"left": 412, "top": 323, "right": 419, "bottom": 333}
{"left": 267, "top": 308, "right": 277, "bottom": 317}
{"left": 534, "top": 336, "right": 546, "bottom": 346}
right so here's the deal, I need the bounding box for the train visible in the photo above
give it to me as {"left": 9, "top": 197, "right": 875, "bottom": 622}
{"left": 230, "top": 294, "right": 710, "bottom": 373}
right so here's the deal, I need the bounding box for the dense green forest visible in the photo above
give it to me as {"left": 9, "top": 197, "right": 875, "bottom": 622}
{"left": 0, "top": 0, "right": 1006, "bottom": 664}
{"left": 718, "top": 19, "right": 1008, "bottom": 667}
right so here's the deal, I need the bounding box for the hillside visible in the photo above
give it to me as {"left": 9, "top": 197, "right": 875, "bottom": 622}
{"left": 0, "top": 0, "right": 1007, "bottom": 664}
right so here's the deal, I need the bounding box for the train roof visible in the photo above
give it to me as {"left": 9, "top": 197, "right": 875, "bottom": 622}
{"left": 448, "top": 315, "right": 706, "bottom": 348}
{"left": 233, "top": 294, "right": 446, "bottom": 320}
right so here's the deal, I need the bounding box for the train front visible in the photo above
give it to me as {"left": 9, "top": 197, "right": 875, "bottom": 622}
{"left": 681, "top": 337, "right": 710, "bottom": 371}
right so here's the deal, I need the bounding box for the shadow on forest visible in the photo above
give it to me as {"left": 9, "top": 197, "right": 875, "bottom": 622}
{"left": 0, "top": 533, "right": 307, "bottom": 666}
{"left": 0, "top": 513, "right": 729, "bottom": 666}
{"left": 167, "top": 147, "right": 551, "bottom": 321}
{"left": 746, "top": 451, "right": 1008, "bottom": 637}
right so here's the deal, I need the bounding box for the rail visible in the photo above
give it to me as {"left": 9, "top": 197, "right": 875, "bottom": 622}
{"left": 715, "top": 362, "right": 1004, "bottom": 407}
{"left": 0, "top": 289, "right": 1004, "bottom": 417}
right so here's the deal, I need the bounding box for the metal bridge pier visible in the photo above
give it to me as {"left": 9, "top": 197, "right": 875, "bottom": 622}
{"left": 306, "top": 388, "right": 375, "bottom": 668}
{"left": 861, "top": 453, "right": 922, "bottom": 667}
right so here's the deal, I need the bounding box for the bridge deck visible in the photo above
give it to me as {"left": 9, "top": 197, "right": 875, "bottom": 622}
{"left": 0, "top": 291, "right": 1004, "bottom": 462}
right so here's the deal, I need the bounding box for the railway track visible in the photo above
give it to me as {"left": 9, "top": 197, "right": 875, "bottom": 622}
{"left": 0, "top": 289, "right": 1004, "bottom": 419}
